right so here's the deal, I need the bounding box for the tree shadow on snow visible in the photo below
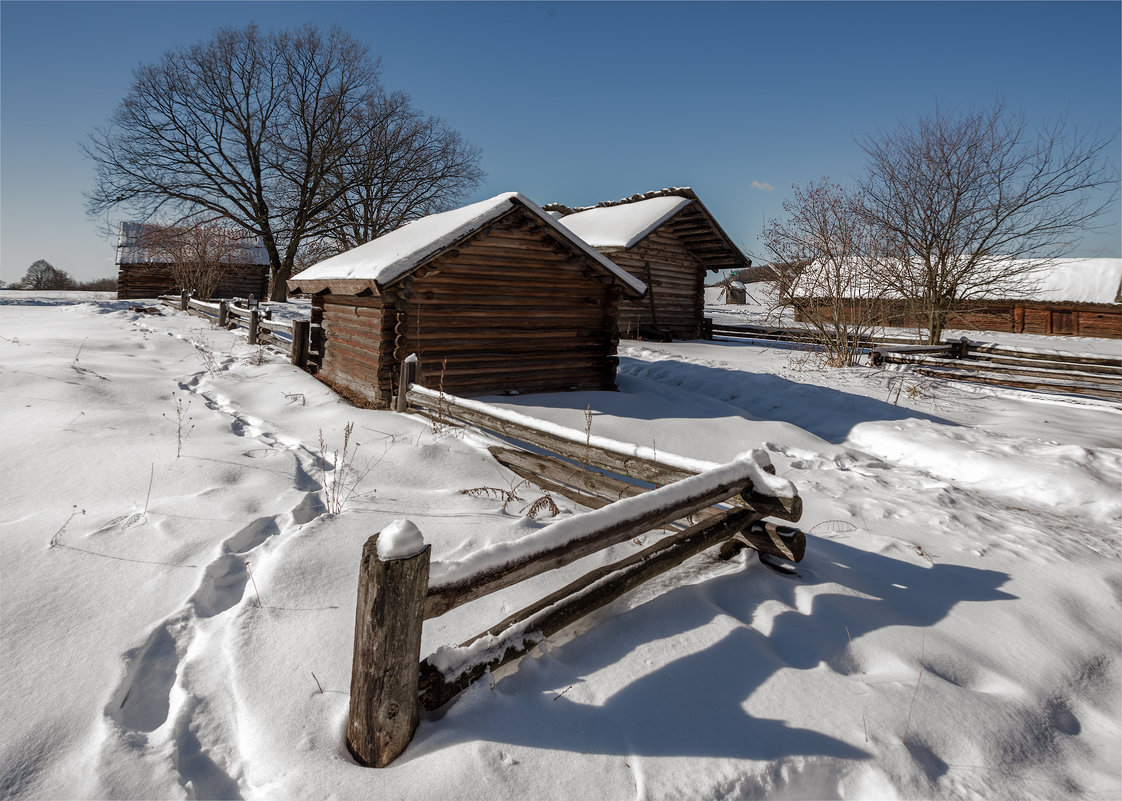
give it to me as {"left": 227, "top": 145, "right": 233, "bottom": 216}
{"left": 408, "top": 537, "right": 1013, "bottom": 763}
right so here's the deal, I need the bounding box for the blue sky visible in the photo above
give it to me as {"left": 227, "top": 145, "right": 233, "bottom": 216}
{"left": 2, "top": 0, "right": 1119, "bottom": 282}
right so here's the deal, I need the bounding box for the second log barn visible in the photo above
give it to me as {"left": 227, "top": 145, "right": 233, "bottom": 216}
{"left": 288, "top": 192, "right": 647, "bottom": 406}
{"left": 546, "top": 188, "right": 752, "bottom": 340}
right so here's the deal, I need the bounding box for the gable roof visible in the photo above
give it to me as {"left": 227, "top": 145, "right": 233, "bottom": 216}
{"left": 544, "top": 187, "right": 751, "bottom": 273}
{"left": 116, "top": 222, "right": 269, "bottom": 266}
{"left": 554, "top": 196, "right": 692, "bottom": 250}
{"left": 289, "top": 192, "right": 646, "bottom": 296}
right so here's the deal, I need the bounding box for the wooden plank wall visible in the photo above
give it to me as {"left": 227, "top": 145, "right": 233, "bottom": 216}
{"left": 608, "top": 230, "right": 706, "bottom": 340}
{"left": 395, "top": 216, "right": 620, "bottom": 396}
{"left": 794, "top": 298, "right": 1122, "bottom": 338}
{"left": 117, "top": 264, "right": 269, "bottom": 300}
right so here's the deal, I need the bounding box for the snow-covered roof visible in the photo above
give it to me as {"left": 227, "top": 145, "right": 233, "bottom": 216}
{"left": 1017, "top": 258, "right": 1122, "bottom": 304}
{"left": 116, "top": 222, "right": 269, "bottom": 266}
{"left": 789, "top": 257, "right": 1122, "bottom": 304}
{"left": 554, "top": 196, "right": 692, "bottom": 250}
{"left": 291, "top": 192, "right": 647, "bottom": 296}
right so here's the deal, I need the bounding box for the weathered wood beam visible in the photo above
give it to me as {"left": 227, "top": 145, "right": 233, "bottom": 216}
{"left": 417, "top": 507, "right": 763, "bottom": 710}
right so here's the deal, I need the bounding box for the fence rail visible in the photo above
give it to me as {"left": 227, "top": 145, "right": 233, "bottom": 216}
{"left": 871, "top": 338, "right": 1122, "bottom": 401}
{"left": 158, "top": 292, "right": 310, "bottom": 369}
{"left": 346, "top": 369, "right": 805, "bottom": 767}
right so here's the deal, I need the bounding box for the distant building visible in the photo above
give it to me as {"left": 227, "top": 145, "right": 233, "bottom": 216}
{"left": 115, "top": 222, "right": 270, "bottom": 300}
{"left": 546, "top": 188, "right": 751, "bottom": 339}
{"left": 792, "top": 258, "right": 1122, "bottom": 338}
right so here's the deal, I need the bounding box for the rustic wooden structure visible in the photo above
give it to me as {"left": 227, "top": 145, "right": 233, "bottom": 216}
{"left": 346, "top": 393, "right": 805, "bottom": 766}
{"left": 157, "top": 294, "right": 311, "bottom": 369}
{"left": 287, "top": 193, "right": 646, "bottom": 406}
{"left": 116, "top": 222, "right": 270, "bottom": 300}
{"left": 546, "top": 188, "right": 751, "bottom": 340}
{"left": 795, "top": 298, "right": 1122, "bottom": 339}
{"left": 792, "top": 259, "right": 1122, "bottom": 339}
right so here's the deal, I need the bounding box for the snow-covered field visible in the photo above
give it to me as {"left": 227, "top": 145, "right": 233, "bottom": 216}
{"left": 1, "top": 291, "right": 1119, "bottom": 800}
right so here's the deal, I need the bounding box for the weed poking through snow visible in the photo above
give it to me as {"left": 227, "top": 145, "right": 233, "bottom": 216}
{"left": 318, "top": 422, "right": 381, "bottom": 514}
{"left": 49, "top": 505, "right": 85, "bottom": 547}
{"left": 163, "top": 392, "right": 194, "bottom": 457}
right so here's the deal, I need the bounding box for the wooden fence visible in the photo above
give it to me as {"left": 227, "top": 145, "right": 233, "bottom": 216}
{"left": 158, "top": 291, "right": 310, "bottom": 369}
{"left": 347, "top": 365, "right": 805, "bottom": 767}
{"left": 871, "top": 338, "right": 1122, "bottom": 401}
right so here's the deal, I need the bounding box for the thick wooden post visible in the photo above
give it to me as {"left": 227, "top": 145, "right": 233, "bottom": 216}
{"left": 217, "top": 300, "right": 229, "bottom": 328}
{"left": 347, "top": 529, "right": 430, "bottom": 768}
{"left": 180, "top": 290, "right": 189, "bottom": 311}
{"left": 248, "top": 310, "right": 259, "bottom": 345}
{"left": 394, "top": 354, "right": 418, "bottom": 413}
{"left": 702, "top": 317, "right": 714, "bottom": 340}
{"left": 291, "top": 320, "right": 310, "bottom": 369}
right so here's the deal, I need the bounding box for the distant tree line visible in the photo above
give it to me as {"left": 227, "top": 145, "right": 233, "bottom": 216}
{"left": 85, "top": 24, "right": 484, "bottom": 302}
{"left": 1, "top": 259, "right": 116, "bottom": 291}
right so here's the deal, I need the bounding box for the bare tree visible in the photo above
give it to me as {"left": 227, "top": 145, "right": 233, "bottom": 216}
{"left": 19, "top": 260, "right": 74, "bottom": 290}
{"left": 312, "top": 91, "right": 484, "bottom": 252}
{"left": 859, "top": 103, "right": 1119, "bottom": 343}
{"left": 139, "top": 222, "right": 255, "bottom": 300}
{"left": 85, "top": 25, "right": 422, "bottom": 301}
{"left": 763, "top": 179, "right": 887, "bottom": 366}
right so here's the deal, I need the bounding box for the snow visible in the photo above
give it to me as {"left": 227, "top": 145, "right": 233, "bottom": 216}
{"left": 1017, "top": 258, "right": 1122, "bottom": 304}
{"left": 1, "top": 291, "right": 1119, "bottom": 801}
{"left": 377, "top": 519, "right": 426, "bottom": 560}
{"left": 292, "top": 192, "right": 647, "bottom": 296}
{"left": 555, "top": 195, "right": 692, "bottom": 250}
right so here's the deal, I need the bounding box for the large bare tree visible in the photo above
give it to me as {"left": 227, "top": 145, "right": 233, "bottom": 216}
{"left": 859, "top": 104, "right": 1118, "bottom": 342}
{"left": 86, "top": 25, "right": 481, "bottom": 301}
{"left": 763, "top": 179, "right": 887, "bottom": 366}
{"left": 311, "top": 91, "right": 484, "bottom": 253}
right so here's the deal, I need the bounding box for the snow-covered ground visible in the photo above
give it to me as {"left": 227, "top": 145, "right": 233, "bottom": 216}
{"left": 1, "top": 292, "right": 1119, "bottom": 800}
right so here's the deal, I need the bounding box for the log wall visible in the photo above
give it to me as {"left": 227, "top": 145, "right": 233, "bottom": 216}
{"left": 312, "top": 293, "right": 396, "bottom": 407}
{"left": 396, "top": 214, "right": 621, "bottom": 396}
{"left": 117, "top": 263, "right": 269, "bottom": 300}
{"left": 607, "top": 229, "right": 707, "bottom": 340}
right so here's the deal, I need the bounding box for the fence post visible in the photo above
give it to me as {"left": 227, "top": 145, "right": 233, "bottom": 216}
{"left": 394, "top": 354, "right": 418, "bottom": 413}
{"left": 702, "top": 317, "right": 714, "bottom": 341}
{"left": 291, "top": 320, "right": 310, "bottom": 369}
{"left": 347, "top": 525, "right": 430, "bottom": 768}
{"left": 958, "top": 336, "right": 970, "bottom": 359}
{"left": 217, "top": 300, "right": 229, "bottom": 328}
{"left": 180, "top": 290, "right": 189, "bottom": 311}
{"left": 248, "top": 310, "right": 259, "bottom": 345}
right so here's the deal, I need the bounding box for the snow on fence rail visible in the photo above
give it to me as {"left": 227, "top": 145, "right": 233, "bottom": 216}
{"left": 158, "top": 291, "right": 310, "bottom": 369}
{"left": 345, "top": 359, "right": 806, "bottom": 767}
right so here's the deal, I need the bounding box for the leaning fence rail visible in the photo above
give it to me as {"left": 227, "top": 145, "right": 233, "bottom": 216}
{"left": 346, "top": 365, "right": 806, "bottom": 767}
{"left": 158, "top": 291, "right": 310, "bottom": 369}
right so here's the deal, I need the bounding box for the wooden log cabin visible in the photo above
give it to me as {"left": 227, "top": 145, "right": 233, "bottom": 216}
{"left": 546, "top": 188, "right": 752, "bottom": 340}
{"left": 287, "top": 193, "right": 647, "bottom": 406}
{"left": 116, "top": 222, "right": 270, "bottom": 300}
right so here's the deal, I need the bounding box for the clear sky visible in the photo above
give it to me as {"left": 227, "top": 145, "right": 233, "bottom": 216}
{"left": 2, "top": 0, "right": 1119, "bottom": 283}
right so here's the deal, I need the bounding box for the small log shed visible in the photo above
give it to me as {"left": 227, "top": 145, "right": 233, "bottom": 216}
{"left": 546, "top": 188, "right": 752, "bottom": 339}
{"left": 115, "top": 222, "right": 270, "bottom": 300}
{"left": 287, "top": 192, "right": 647, "bottom": 406}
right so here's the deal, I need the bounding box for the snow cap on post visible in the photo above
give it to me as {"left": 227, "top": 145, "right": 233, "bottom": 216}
{"left": 377, "top": 519, "right": 426, "bottom": 560}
